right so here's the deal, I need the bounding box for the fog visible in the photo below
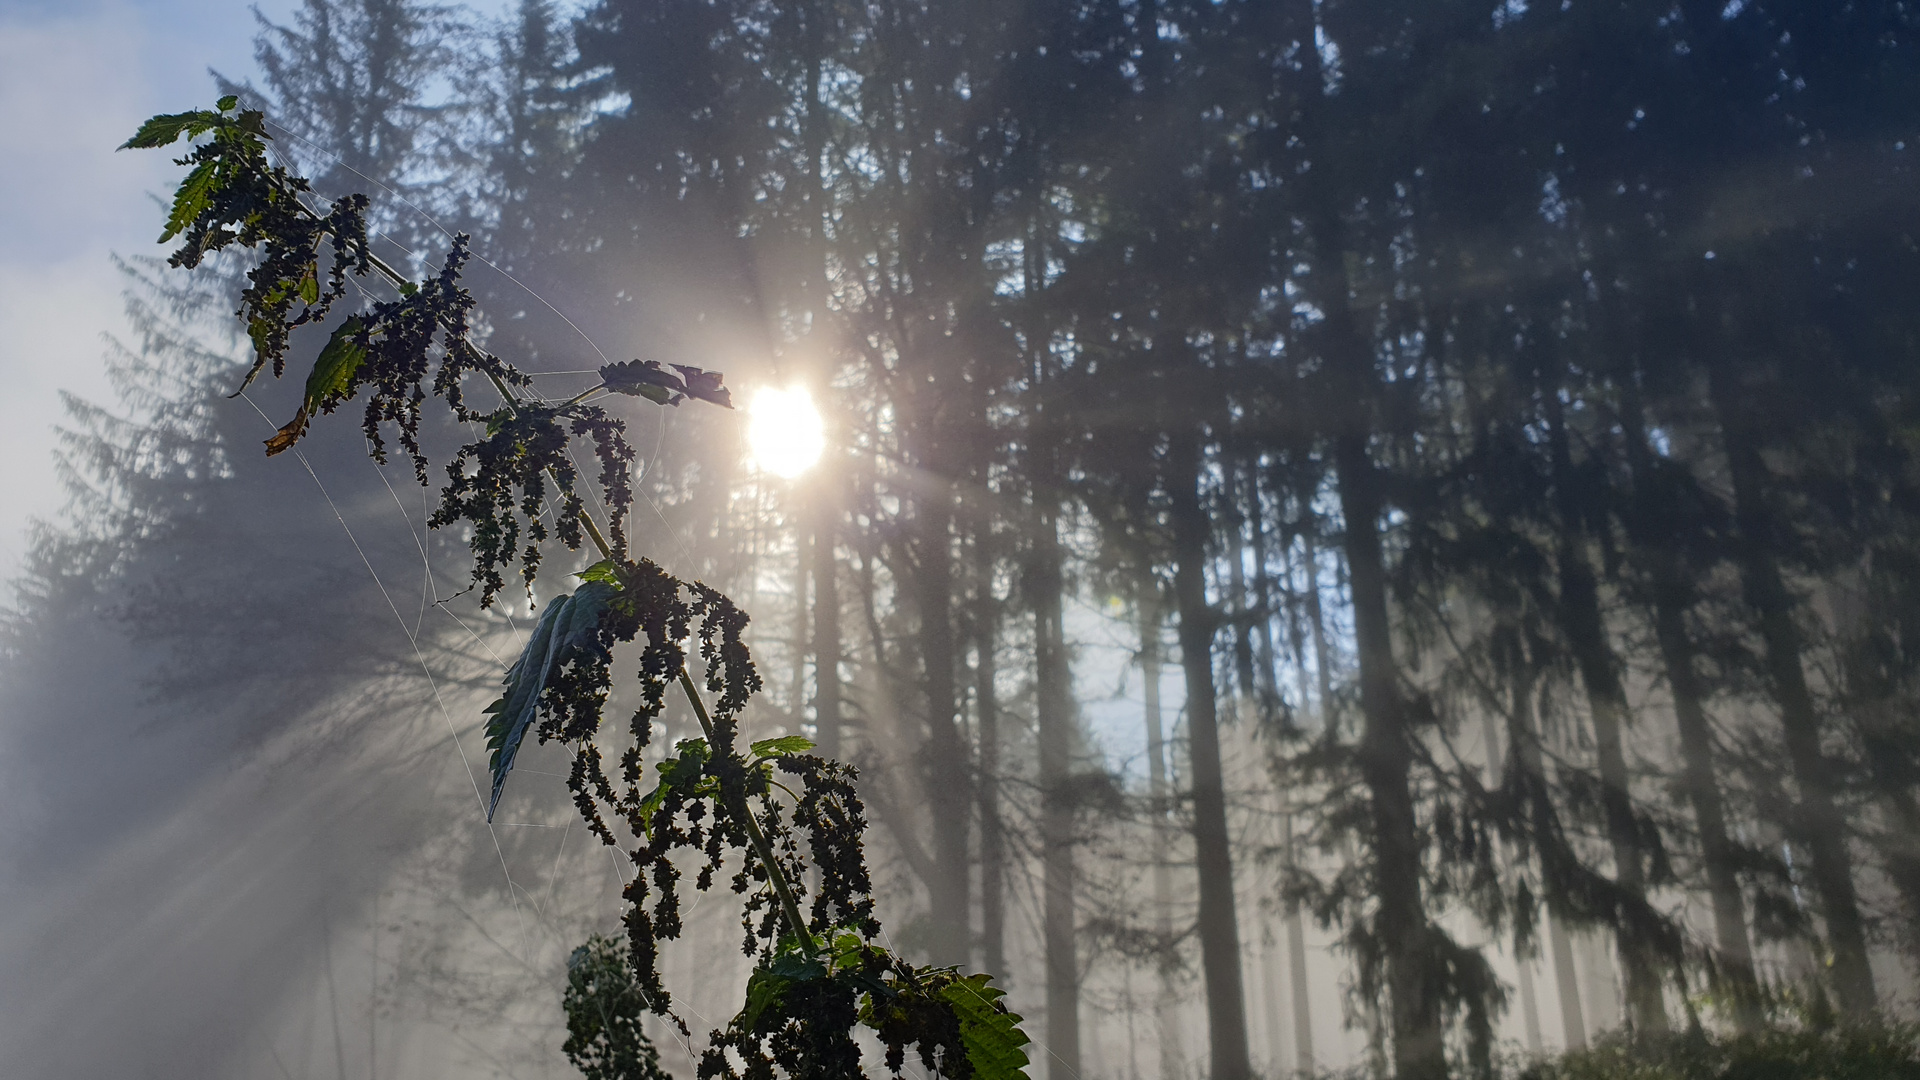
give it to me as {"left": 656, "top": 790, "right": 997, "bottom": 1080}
{"left": 6, "top": 2, "right": 1920, "bottom": 1079}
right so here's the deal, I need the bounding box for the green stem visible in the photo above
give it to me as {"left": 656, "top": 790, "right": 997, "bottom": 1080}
{"left": 678, "top": 667, "right": 818, "bottom": 954}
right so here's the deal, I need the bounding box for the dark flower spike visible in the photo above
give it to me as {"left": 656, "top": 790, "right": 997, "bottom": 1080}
{"left": 671, "top": 364, "right": 734, "bottom": 409}
{"left": 599, "top": 360, "right": 686, "bottom": 405}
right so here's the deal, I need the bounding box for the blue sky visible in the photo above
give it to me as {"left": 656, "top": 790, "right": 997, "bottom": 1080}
{"left": 0, "top": 0, "right": 292, "bottom": 577}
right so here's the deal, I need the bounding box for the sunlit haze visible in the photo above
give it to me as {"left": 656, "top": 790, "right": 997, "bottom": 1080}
{"left": 746, "top": 385, "right": 824, "bottom": 478}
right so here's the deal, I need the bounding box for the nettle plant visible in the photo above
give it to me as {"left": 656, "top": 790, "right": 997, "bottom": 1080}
{"left": 125, "top": 98, "right": 1031, "bottom": 1080}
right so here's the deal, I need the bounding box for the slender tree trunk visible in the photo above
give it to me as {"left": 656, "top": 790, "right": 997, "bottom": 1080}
{"left": 916, "top": 493, "right": 973, "bottom": 967}
{"left": 1262, "top": 925, "right": 1286, "bottom": 1073}
{"left": 1548, "top": 914, "right": 1588, "bottom": 1051}
{"left": 1249, "top": 469, "right": 1282, "bottom": 715}
{"left": 800, "top": 0, "right": 841, "bottom": 768}
{"left": 1284, "top": 527, "right": 1319, "bottom": 1074}
{"left": 1140, "top": 583, "right": 1186, "bottom": 1078}
{"left": 1855, "top": 677, "right": 1920, "bottom": 968}
{"left": 1030, "top": 493, "right": 1081, "bottom": 1076}
{"left": 811, "top": 487, "right": 843, "bottom": 761}
{"left": 1709, "top": 362, "right": 1877, "bottom": 1017}
{"left": 1224, "top": 463, "right": 1257, "bottom": 700}
{"left": 1516, "top": 945, "right": 1545, "bottom": 1054}
{"left": 1619, "top": 388, "right": 1760, "bottom": 1028}
{"left": 1334, "top": 429, "right": 1441, "bottom": 1079}
{"left": 1483, "top": 673, "right": 1545, "bottom": 1055}
{"left": 1287, "top": 1, "right": 1442, "bottom": 1049}
{"left": 1541, "top": 383, "right": 1668, "bottom": 1035}
{"left": 974, "top": 524, "right": 1005, "bottom": 981}
{"left": 791, "top": 528, "right": 812, "bottom": 726}
{"left": 1505, "top": 649, "right": 1588, "bottom": 1050}
{"left": 1168, "top": 430, "right": 1253, "bottom": 1080}
{"left": 1302, "top": 529, "right": 1336, "bottom": 712}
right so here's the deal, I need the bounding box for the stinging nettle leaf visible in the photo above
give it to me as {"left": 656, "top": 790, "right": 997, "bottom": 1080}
{"left": 119, "top": 109, "right": 221, "bottom": 151}
{"left": 266, "top": 318, "right": 370, "bottom": 457}
{"left": 671, "top": 364, "right": 734, "bottom": 409}
{"left": 301, "top": 317, "right": 369, "bottom": 413}
{"left": 750, "top": 735, "right": 816, "bottom": 760}
{"left": 483, "top": 581, "right": 619, "bottom": 820}
{"left": 159, "top": 161, "right": 220, "bottom": 243}
{"left": 598, "top": 360, "right": 686, "bottom": 405}
{"left": 576, "top": 559, "right": 623, "bottom": 585}
{"left": 940, "top": 975, "right": 1031, "bottom": 1080}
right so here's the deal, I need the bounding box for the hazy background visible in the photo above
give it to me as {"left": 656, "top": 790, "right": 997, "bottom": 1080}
{"left": 0, "top": 0, "right": 293, "bottom": 574}
{"left": 5, "top": 3, "right": 1920, "bottom": 1079}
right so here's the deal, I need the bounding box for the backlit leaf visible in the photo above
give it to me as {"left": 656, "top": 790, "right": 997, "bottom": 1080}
{"left": 301, "top": 317, "right": 368, "bottom": 413}
{"left": 483, "top": 581, "right": 619, "bottom": 820}
{"left": 119, "top": 108, "right": 222, "bottom": 150}
{"left": 671, "top": 364, "right": 734, "bottom": 408}
{"left": 159, "top": 161, "right": 219, "bottom": 243}
{"left": 750, "top": 735, "right": 816, "bottom": 760}
{"left": 599, "top": 360, "right": 685, "bottom": 405}
{"left": 940, "top": 975, "right": 1031, "bottom": 1080}
{"left": 576, "top": 559, "right": 622, "bottom": 585}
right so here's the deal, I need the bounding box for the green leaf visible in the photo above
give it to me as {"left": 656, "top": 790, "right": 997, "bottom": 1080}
{"left": 299, "top": 265, "right": 320, "bottom": 305}
{"left": 635, "top": 739, "right": 712, "bottom": 832}
{"left": 159, "top": 160, "right": 219, "bottom": 243}
{"left": 940, "top": 975, "right": 1031, "bottom": 1080}
{"left": 217, "top": 94, "right": 239, "bottom": 111}
{"left": 739, "top": 967, "right": 793, "bottom": 1032}
{"left": 750, "top": 735, "right": 816, "bottom": 760}
{"left": 483, "top": 581, "right": 619, "bottom": 820}
{"left": 119, "top": 108, "right": 222, "bottom": 150}
{"left": 301, "top": 318, "right": 368, "bottom": 413}
{"left": 247, "top": 318, "right": 274, "bottom": 359}
{"left": 576, "top": 559, "right": 622, "bottom": 585}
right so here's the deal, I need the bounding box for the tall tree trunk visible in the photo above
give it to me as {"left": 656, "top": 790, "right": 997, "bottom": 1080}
{"left": 1502, "top": 642, "right": 1589, "bottom": 1050}
{"left": 1140, "top": 586, "right": 1186, "bottom": 1079}
{"left": 1288, "top": 0, "right": 1441, "bottom": 1056}
{"left": 1482, "top": 672, "right": 1545, "bottom": 1054}
{"left": 1548, "top": 914, "right": 1588, "bottom": 1051}
{"left": 1283, "top": 531, "right": 1318, "bottom": 1073}
{"left": 1709, "top": 361, "right": 1877, "bottom": 1017}
{"left": 1860, "top": 722, "right": 1920, "bottom": 968}
{"left": 810, "top": 486, "right": 843, "bottom": 761}
{"left": 791, "top": 529, "right": 812, "bottom": 725}
{"left": 1618, "top": 386, "right": 1760, "bottom": 1029}
{"left": 1249, "top": 469, "right": 1283, "bottom": 716}
{"left": 1224, "top": 463, "right": 1257, "bottom": 700}
{"left": 800, "top": 0, "right": 841, "bottom": 767}
{"left": 916, "top": 493, "right": 973, "bottom": 967}
{"left": 974, "top": 523, "right": 1005, "bottom": 981}
{"left": 1541, "top": 381, "right": 1668, "bottom": 1035}
{"left": 1334, "top": 426, "right": 1440, "bottom": 1078}
{"left": 1030, "top": 493, "right": 1081, "bottom": 1076}
{"left": 1168, "top": 430, "right": 1253, "bottom": 1080}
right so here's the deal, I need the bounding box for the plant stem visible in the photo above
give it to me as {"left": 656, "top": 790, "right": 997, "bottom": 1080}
{"left": 677, "top": 667, "right": 818, "bottom": 953}
{"left": 340, "top": 210, "right": 818, "bottom": 953}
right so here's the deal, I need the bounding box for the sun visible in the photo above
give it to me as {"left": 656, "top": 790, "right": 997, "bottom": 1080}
{"left": 746, "top": 385, "right": 825, "bottom": 479}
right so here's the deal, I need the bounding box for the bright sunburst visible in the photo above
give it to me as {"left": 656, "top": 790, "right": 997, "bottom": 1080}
{"left": 747, "top": 385, "right": 825, "bottom": 478}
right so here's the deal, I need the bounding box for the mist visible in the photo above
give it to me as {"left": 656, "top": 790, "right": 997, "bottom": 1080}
{"left": 6, "top": 2, "right": 1920, "bottom": 1080}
